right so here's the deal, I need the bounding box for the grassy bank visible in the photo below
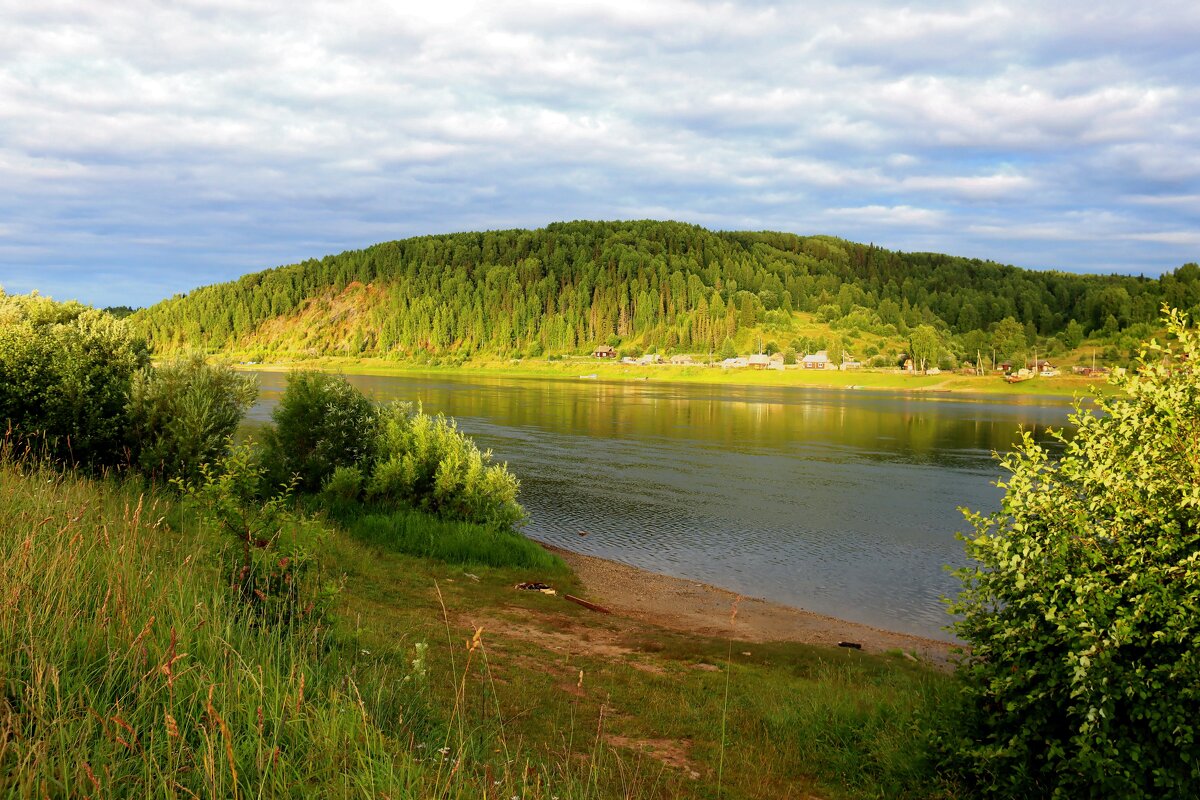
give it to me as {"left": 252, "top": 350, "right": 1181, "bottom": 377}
{"left": 1, "top": 464, "right": 960, "bottom": 799}
{"left": 231, "top": 353, "right": 1107, "bottom": 399}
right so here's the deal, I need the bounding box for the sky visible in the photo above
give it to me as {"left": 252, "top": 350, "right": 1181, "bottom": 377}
{"left": 1, "top": 1, "right": 1198, "bottom": 308}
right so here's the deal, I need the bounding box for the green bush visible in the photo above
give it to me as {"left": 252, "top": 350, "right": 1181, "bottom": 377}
{"left": 188, "top": 444, "right": 334, "bottom": 626}
{"left": 127, "top": 353, "right": 258, "bottom": 485}
{"left": 261, "top": 371, "right": 377, "bottom": 492}
{"left": 322, "top": 464, "right": 364, "bottom": 502}
{"left": 367, "top": 402, "right": 524, "bottom": 529}
{"left": 0, "top": 290, "right": 147, "bottom": 466}
{"left": 945, "top": 308, "right": 1200, "bottom": 797}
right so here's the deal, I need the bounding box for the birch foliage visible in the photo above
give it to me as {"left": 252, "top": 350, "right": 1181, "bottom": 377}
{"left": 948, "top": 308, "right": 1200, "bottom": 797}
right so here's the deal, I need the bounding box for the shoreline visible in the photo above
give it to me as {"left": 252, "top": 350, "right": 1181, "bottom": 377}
{"left": 541, "top": 543, "right": 960, "bottom": 670}
{"left": 230, "top": 356, "right": 1104, "bottom": 400}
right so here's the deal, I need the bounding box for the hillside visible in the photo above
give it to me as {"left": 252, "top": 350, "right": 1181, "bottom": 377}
{"left": 134, "top": 220, "right": 1200, "bottom": 366}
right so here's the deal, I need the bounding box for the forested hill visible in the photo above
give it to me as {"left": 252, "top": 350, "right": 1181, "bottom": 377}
{"left": 135, "top": 220, "right": 1200, "bottom": 361}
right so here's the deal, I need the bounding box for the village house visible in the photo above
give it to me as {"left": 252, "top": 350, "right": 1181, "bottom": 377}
{"left": 748, "top": 353, "right": 770, "bottom": 370}
{"left": 669, "top": 354, "right": 694, "bottom": 365}
{"left": 592, "top": 344, "right": 616, "bottom": 358}
{"left": 802, "top": 350, "right": 829, "bottom": 369}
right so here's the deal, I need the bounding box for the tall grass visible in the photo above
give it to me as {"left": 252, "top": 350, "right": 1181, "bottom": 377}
{"left": 0, "top": 461, "right": 425, "bottom": 797}
{"left": 347, "top": 507, "right": 566, "bottom": 573}
{"left": 1, "top": 456, "right": 955, "bottom": 799}
{"left": 0, "top": 461, "right": 629, "bottom": 799}
{"left": 753, "top": 659, "right": 956, "bottom": 798}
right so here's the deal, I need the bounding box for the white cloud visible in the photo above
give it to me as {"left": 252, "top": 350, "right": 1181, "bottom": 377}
{"left": 824, "top": 205, "right": 946, "bottom": 227}
{"left": 1124, "top": 231, "right": 1200, "bottom": 247}
{"left": 1126, "top": 193, "right": 1200, "bottom": 209}
{"left": 900, "top": 173, "right": 1036, "bottom": 201}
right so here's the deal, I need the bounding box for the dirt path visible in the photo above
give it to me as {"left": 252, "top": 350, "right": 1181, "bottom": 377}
{"left": 545, "top": 545, "right": 958, "bottom": 669}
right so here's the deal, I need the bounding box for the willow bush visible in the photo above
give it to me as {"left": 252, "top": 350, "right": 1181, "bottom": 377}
{"left": 946, "top": 308, "right": 1200, "bottom": 797}
{"left": 260, "top": 370, "right": 377, "bottom": 493}
{"left": 367, "top": 402, "right": 524, "bottom": 530}
{"left": 0, "top": 290, "right": 147, "bottom": 466}
{"left": 260, "top": 374, "right": 525, "bottom": 530}
{"left": 127, "top": 353, "right": 258, "bottom": 485}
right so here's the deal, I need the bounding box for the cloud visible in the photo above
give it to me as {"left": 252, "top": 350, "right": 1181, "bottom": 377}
{"left": 899, "top": 173, "right": 1036, "bottom": 201}
{"left": 824, "top": 205, "right": 947, "bottom": 227}
{"left": 1124, "top": 231, "right": 1200, "bottom": 247}
{"left": 0, "top": 0, "right": 1197, "bottom": 306}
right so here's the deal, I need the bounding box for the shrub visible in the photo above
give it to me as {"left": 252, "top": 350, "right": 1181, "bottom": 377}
{"left": 127, "top": 353, "right": 258, "bottom": 485}
{"left": 366, "top": 402, "right": 524, "bottom": 529}
{"left": 816, "top": 303, "right": 840, "bottom": 323}
{"left": 322, "top": 464, "right": 364, "bottom": 502}
{"left": 262, "top": 371, "right": 376, "bottom": 492}
{"left": 945, "top": 308, "right": 1200, "bottom": 798}
{"left": 0, "top": 290, "right": 147, "bottom": 466}
{"left": 189, "top": 444, "right": 333, "bottom": 626}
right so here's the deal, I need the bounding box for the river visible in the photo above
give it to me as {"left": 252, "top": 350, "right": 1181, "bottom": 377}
{"left": 247, "top": 371, "right": 1075, "bottom": 640}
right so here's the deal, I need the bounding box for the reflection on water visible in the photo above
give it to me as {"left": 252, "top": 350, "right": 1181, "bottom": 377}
{"left": 247, "top": 372, "right": 1074, "bottom": 640}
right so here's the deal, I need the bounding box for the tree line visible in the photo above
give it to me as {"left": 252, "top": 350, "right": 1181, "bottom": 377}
{"left": 133, "top": 220, "right": 1200, "bottom": 360}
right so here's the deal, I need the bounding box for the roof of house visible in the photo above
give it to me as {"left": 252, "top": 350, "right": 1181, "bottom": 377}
{"left": 593, "top": 344, "right": 614, "bottom": 353}
{"left": 802, "top": 350, "right": 829, "bottom": 363}
{"left": 748, "top": 353, "right": 770, "bottom": 365}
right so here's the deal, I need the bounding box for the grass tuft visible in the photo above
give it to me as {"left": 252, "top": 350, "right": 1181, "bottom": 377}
{"left": 340, "top": 505, "right": 566, "bottom": 573}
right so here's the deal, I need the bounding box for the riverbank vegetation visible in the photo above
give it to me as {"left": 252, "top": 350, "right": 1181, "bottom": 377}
{"left": 2, "top": 291, "right": 961, "bottom": 798}
{"left": 133, "top": 221, "right": 1200, "bottom": 376}
{"left": 7, "top": 288, "right": 1199, "bottom": 797}
{"left": 1, "top": 456, "right": 958, "bottom": 799}
{"left": 231, "top": 353, "right": 1112, "bottom": 399}
{"left": 0, "top": 291, "right": 964, "bottom": 796}
{"left": 944, "top": 307, "right": 1200, "bottom": 797}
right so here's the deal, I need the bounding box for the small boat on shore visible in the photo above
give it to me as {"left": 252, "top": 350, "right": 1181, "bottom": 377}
{"left": 579, "top": 373, "right": 598, "bottom": 380}
{"left": 1005, "top": 368, "right": 1035, "bottom": 384}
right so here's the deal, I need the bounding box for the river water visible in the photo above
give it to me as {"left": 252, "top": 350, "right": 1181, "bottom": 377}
{"left": 247, "top": 372, "right": 1075, "bottom": 640}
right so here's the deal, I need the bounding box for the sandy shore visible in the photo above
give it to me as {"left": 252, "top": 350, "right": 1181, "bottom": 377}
{"left": 544, "top": 544, "right": 959, "bottom": 669}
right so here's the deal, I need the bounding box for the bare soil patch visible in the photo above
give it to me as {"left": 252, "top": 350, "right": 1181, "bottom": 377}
{"left": 603, "top": 734, "right": 701, "bottom": 779}
{"left": 543, "top": 545, "right": 957, "bottom": 669}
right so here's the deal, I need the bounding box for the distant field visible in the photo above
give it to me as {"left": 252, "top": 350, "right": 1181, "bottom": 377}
{"left": 233, "top": 355, "right": 1108, "bottom": 399}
